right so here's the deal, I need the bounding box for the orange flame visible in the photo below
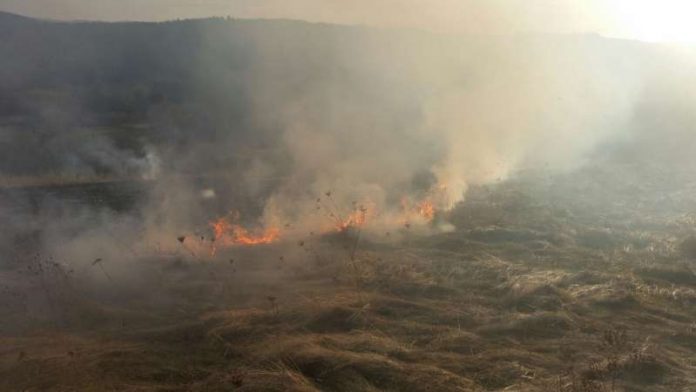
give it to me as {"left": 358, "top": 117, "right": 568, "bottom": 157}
{"left": 228, "top": 224, "right": 280, "bottom": 245}
{"left": 210, "top": 215, "right": 280, "bottom": 250}
{"left": 401, "top": 196, "right": 437, "bottom": 223}
{"left": 211, "top": 217, "right": 230, "bottom": 242}
{"left": 416, "top": 200, "right": 435, "bottom": 220}
{"left": 336, "top": 207, "right": 368, "bottom": 231}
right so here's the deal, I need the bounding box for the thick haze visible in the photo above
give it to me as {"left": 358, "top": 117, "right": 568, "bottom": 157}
{"left": 2, "top": 4, "right": 696, "bottom": 276}
{"left": 6, "top": 6, "right": 696, "bottom": 391}
{"left": 4, "top": 0, "right": 696, "bottom": 42}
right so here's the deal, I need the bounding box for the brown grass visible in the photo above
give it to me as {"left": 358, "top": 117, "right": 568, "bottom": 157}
{"left": 4, "top": 179, "right": 696, "bottom": 391}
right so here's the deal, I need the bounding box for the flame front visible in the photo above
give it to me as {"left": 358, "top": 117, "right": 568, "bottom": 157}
{"left": 228, "top": 225, "right": 280, "bottom": 245}
{"left": 336, "top": 207, "right": 368, "bottom": 231}
{"left": 416, "top": 200, "right": 435, "bottom": 220}
{"left": 400, "top": 196, "right": 437, "bottom": 223}
{"left": 210, "top": 215, "right": 280, "bottom": 250}
{"left": 205, "top": 187, "right": 443, "bottom": 255}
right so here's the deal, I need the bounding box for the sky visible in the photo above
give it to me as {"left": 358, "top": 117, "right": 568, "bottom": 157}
{"left": 2, "top": 0, "right": 696, "bottom": 43}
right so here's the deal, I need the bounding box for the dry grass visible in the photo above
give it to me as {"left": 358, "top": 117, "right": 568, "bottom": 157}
{"left": 4, "top": 174, "right": 696, "bottom": 391}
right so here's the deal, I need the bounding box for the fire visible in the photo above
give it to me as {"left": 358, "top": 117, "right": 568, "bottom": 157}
{"left": 203, "top": 189, "right": 441, "bottom": 252}
{"left": 315, "top": 192, "right": 373, "bottom": 232}
{"left": 211, "top": 217, "right": 231, "bottom": 242}
{"left": 336, "top": 207, "right": 368, "bottom": 231}
{"left": 416, "top": 199, "right": 435, "bottom": 220}
{"left": 228, "top": 225, "right": 280, "bottom": 245}
{"left": 210, "top": 215, "right": 280, "bottom": 250}
{"left": 401, "top": 196, "right": 437, "bottom": 222}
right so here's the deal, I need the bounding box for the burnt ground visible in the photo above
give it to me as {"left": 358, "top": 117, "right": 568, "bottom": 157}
{"left": 2, "top": 164, "right": 696, "bottom": 391}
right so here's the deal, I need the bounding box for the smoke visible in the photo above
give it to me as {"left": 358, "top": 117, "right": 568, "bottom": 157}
{"left": 3, "top": 8, "right": 696, "bottom": 275}
{"left": 230, "top": 30, "right": 644, "bottom": 236}
{"left": 425, "top": 36, "right": 643, "bottom": 202}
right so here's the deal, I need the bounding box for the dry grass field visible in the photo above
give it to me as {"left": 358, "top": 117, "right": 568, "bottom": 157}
{"left": 3, "top": 165, "right": 696, "bottom": 392}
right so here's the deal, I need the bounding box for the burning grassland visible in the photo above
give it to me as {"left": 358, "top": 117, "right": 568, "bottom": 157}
{"left": 6, "top": 10, "right": 696, "bottom": 392}
{"left": 176, "top": 186, "right": 448, "bottom": 258}
{"left": 4, "top": 166, "right": 696, "bottom": 391}
{"left": 210, "top": 214, "right": 281, "bottom": 253}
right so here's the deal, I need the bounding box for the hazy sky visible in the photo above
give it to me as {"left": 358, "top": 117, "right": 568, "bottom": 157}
{"left": 2, "top": 0, "right": 696, "bottom": 42}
